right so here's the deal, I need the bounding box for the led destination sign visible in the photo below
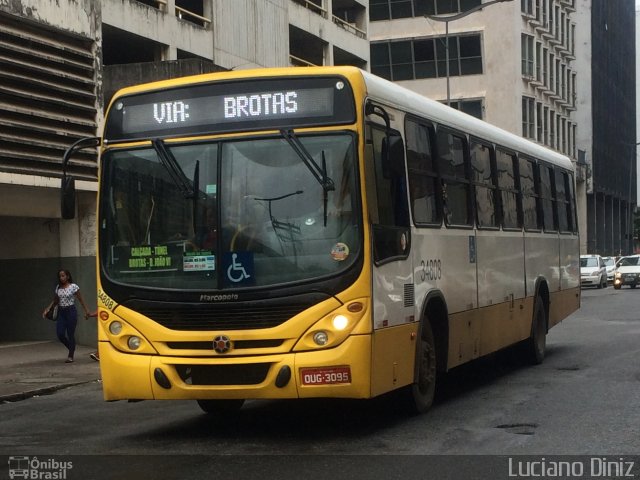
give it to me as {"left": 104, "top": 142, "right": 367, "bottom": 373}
{"left": 105, "top": 77, "right": 356, "bottom": 141}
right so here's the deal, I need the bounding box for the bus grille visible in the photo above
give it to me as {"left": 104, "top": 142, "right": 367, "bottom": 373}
{"left": 174, "top": 364, "right": 271, "bottom": 385}
{"left": 132, "top": 303, "right": 312, "bottom": 331}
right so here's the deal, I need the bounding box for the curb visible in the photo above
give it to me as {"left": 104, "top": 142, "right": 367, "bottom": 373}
{"left": 0, "top": 380, "right": 98, "bottom": 404}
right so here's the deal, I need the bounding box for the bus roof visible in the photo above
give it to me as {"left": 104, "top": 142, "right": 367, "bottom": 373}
{"left": 109, "top": 65, "right": 573, "bottom": 171}
{"left": 359, "top": 69, "right": 573, "bottom": 171}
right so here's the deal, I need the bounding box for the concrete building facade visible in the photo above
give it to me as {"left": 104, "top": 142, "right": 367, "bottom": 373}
{"left": 0, "top": 0, "right": 635, "bottom": 343}
{"left": 0, "top": 0, "right": 369, "bottom": 342}
{"left": 369, "top": 0, "right": 635, "bottom": 256}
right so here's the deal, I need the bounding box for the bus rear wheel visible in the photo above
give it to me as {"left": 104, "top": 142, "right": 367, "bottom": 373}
{"left": 404, "top": 320, "right": 437, "bottom": 414}
{"left": 524, "top": 296, "right": 547, "bottom": 365}
{"left": 197, "top": 399, "right": 245, "bottom": 415}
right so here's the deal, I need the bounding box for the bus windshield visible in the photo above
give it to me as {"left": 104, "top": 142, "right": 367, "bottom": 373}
{"left": 99, "top": 133, "right": 360, "bottom": 290}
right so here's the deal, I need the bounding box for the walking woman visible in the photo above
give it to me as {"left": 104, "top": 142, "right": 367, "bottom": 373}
{"left": 42, "top": 269, "right": 89, "bottom": 363}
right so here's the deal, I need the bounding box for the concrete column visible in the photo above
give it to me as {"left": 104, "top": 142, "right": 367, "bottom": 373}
{"left": 60, "top": 217, "right": 81, "bottom": 258}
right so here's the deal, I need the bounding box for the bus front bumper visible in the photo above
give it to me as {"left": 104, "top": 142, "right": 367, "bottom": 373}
{"left": 99, "top": 335, "right": 372, "bottom": 401}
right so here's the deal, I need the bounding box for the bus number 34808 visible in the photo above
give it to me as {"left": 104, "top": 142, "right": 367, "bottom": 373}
{"left": 420, "top": 259, "right": 442, "bottom": 282}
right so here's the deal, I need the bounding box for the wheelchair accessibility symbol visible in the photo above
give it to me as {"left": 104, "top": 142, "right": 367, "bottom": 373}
{"left": 224, "top": 252, "right": 254, "bottom": 285}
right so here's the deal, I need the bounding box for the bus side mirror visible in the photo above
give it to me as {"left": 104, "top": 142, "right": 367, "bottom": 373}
{"left": 61, "top": 175, "right": 76, "bottom": 219}
{"left": 381, "top": 133, "right": 405, "bottom": 179}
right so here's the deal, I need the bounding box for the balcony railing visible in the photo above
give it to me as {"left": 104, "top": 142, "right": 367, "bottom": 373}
{"left": 175, "top": 5, "right": 211, "bottom": 26}
{"left": 289, "top": 54, "right": 317, "bottom": 67}
{"left": 332, "top": 15, "right": 366, "bottom": 39}
{"left": 134, "top": 0, "right": 211, "bottom": 27}
{"left": 292, "top": 0, "right": 328, "bottom": 18}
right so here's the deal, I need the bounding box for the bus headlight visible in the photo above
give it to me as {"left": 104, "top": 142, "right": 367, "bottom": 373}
{"left": 127, "top": 336, "right": 142, "bottom": 350}
{"left": 293, "top": 299, "right": 368, "bottom": 352}
{"left": 332, "top": 315, "right": 349, "bottom": 331}
{"left": 615, "top": 272, "right": 622, "bottom": 278}
{"left": 101, "top": 314, "right": 157, "bottom": 354}
{"left": 109, "top": 321, "right": 123, "bottom": 335}
{"left": 313, "top": 331, "right": 329, "bottom": 346}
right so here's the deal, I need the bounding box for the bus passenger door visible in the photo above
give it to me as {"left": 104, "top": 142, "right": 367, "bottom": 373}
{"left": 365, "top": 120, "right": 416, "bottom": 395}
{"left": 366, "top": 124, "right": 413, "bottom": 325}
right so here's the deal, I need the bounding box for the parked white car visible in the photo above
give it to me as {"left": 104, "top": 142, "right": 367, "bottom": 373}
{"left": 580, "top": 254, "right": 607, "bottom": 289}
{"left": 602, "top": 256, "right": 616, "bottom": 283}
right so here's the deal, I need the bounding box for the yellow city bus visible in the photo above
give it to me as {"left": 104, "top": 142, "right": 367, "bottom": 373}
{"left": 62, "top": 66, "right": 580, "bottom": 414}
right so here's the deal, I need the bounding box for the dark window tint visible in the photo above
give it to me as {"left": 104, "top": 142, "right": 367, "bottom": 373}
{"left": 496, "top": 149, "right": 520, "bottom": 229}
{"left": 470, "top": 141, "right": 497, "bottom": 228}
{"left": 539, "top": 164, "right": 557, "bottom": 231}
{"left": 520, "top": 157, "right": 540, "bottom": 230}
{"left": 406, "top": 119, "right": 441, "bottom": 225}
{"left": 437, "top": 130, "right": 471, "bottom": 226}
{"left": 555, "top": 170, "right": 569, "bottom": 232}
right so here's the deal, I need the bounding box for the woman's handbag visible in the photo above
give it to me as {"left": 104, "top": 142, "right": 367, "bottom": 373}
{"left": 45, "top": 286, "right": 59, "bottom": 321}
{"left": 45, "top": 304, "right": 59, "bottom": 321}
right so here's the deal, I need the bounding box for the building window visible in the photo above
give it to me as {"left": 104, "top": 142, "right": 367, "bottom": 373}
{"left": 542, "top": 47, "right": 548, "bottom": 87}
{"left": 371, "top": 34, "right": 482, "bottom": 81}
{"left": 535, "top": 41, "right": 542, "bottom": 82}
{"left": 543, "top": 106, "right": 549, "bottom": 145}
{"left": 536, "top": 102, "right": 543, "bottom": 141}
{"left": 521, "top": 34, "right": 534, "bottom": 77}
{"left": 521, "top": 0, "right": 533, "bottom": 16}
{"left": 449, "top": 99, "right": 483, "bottom": 119}
{"left": 522, "top": 96, "right": 535, "bottom": 139}
{"left": 549, "top": 53, "right": 555, "bottom": 91}
{"left": 370, "top": 0, "right": 481, "bottom": 21}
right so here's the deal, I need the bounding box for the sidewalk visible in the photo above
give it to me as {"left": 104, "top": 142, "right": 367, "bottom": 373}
{"left": 0, "top": 341, "right": 101, "bottom": 403}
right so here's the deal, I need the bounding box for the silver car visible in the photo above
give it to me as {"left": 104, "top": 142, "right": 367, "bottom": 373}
{"left": 580, "top": 254, "right": 607, "bottom": 289}
{"left": 602, "top": 256, "right": 616, "bottom": 283}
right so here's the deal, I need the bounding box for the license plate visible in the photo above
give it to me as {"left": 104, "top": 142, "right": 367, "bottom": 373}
{"left": 300, "top": 366, "right": 351, "bottom": 385}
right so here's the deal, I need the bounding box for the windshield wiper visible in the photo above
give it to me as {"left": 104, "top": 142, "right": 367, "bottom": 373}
{"left": 280, "top": 130, "right": 335, "bottom": 193}
{"left": 280, "top": 130, "right": 335, "bottom": 227}
{"left": 151, "top": 138, "right": 195, "bottom": 198}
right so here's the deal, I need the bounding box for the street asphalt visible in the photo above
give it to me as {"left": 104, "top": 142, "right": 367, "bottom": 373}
{"left": 0, "top": 341, "right": 101, "bottom": 403}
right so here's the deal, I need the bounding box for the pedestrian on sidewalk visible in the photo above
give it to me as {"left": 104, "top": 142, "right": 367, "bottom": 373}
{"left": 42, "top": 269, "right": 89, "bottom": 363}
{"left": 85, "top": 309, "right": 100, "bottom": 362}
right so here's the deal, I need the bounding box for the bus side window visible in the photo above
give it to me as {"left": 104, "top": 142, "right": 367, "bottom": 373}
{"left": 567, "top": 172, "right": 578, "bottom": 233}
{"left": 520, "top": 156, "right": 541, "bottom": 231}
{"left": 436, "top": 129, "right": 471, "bottom": 227}
{"left": 368, "top": 125, "right": 411, "bottom": 264}
{"left": 406, "top": 119, "right": 441, "bottom": 226}
{"left": 539, "top": 164, "right": 557, "bottom": 232}
{"left": 470, "top": 139, "right": 498, "bottom": 228}
{"left": 496, "top": 149, "right": 520, "bottom": 229}
{"left": 555, "top": 169, "right": 569, "bottom": 232}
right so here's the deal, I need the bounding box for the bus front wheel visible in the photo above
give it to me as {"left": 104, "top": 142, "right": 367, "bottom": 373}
{"left": 524, "top": 296, "right": 547, "bottom": 365}
{"left": 197, "top": 399, "right": 245, "bottom": 415}
{"left": 404, "top": 320, "right": 437, "bottom": 414}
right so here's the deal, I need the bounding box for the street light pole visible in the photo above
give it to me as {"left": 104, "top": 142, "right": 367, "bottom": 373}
{"left": 425, "top": 0, "right": 513, "bottom": 106}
